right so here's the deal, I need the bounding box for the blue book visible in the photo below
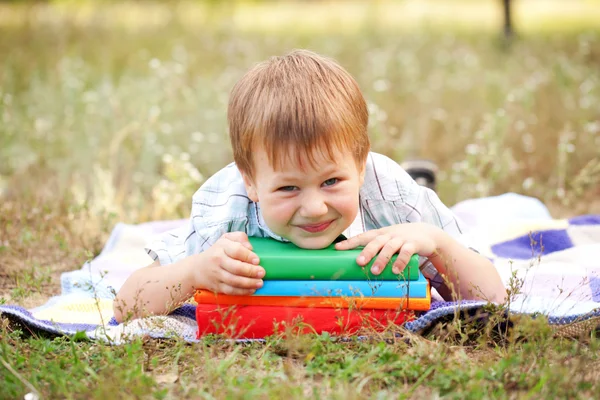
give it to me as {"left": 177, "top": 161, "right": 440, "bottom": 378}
{"left": 254, "top": 272, "right": 429, "bottom": 298}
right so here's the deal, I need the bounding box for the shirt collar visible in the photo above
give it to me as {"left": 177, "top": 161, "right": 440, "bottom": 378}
{"left": 342, "top": 202, "right": 366, "bottom": 239}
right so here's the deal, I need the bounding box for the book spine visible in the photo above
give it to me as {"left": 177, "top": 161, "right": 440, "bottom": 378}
{"left": 260, "top": 254, "right": 420, "bottom": 281}
{"left": 254, "top": 279, "right": 428, "bottom": 298}
{"left": 194, "top": 291, "right": 431, "bottom": 311}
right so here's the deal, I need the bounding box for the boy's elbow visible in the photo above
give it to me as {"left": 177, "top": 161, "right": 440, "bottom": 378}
{"left": 470, "top": 281, "right": 507, "bottom": 304}
{"left": 490, "top": 283, "right": 508, "bottom": 304}
{"left": 112, "top": 260, "right": 161, "bottom": 323}
{"left": 112, "top": 282, "right": 146, "bottom": 324}
{"left": 112, "top": 291, "right": 128, "bottom": 324}
{"left": 112, "top": 306, "right": 124, "bottom": 324}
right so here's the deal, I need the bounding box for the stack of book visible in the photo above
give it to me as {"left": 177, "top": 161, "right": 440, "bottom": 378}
{"left": 194, "top": 237, "right": 431, "bottom": 338}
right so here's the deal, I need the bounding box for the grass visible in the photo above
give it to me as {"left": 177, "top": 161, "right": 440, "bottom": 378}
{"left": 2, "top": 314, "right": 600, "bottom": 398}
{"left": 1, "top": 0, "right": 600, "bottom": 398}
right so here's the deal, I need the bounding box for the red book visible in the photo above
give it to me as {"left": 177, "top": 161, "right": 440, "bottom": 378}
{"left": 195, "top": 304, "right": 415, "bottom": 339}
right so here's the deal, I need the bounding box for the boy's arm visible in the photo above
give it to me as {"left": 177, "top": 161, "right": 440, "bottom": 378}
{"left": 335, "top": 223, "right": 506, "bottom": 303}
{"left": 113, "top": 255, "right": 202, "bottom": 323}
{"left": 113, "top": 232, "right": 265, "bottom": 323}
{"left": 429, "top": 230, "right": 506, "bottom": 303}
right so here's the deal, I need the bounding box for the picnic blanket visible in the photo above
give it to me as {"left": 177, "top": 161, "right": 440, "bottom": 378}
{"left": 2, "top": 193, "right": 600, "bottom": 342}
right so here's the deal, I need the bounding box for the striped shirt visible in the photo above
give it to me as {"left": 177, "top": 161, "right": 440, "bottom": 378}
{"left": 147, "top": 152, "right": 476, "bottom": 289}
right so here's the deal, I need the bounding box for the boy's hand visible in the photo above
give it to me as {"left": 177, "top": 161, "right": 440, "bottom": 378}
{"left": 334, "top": 223, "right": 442, "bottom": 275}
{"left": 195, "top": 232, "right": 265, "bottom": 295}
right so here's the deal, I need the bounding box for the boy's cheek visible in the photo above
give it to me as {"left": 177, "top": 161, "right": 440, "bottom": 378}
{"left": 263, "top": 201, "right": 294, "bottom": 220}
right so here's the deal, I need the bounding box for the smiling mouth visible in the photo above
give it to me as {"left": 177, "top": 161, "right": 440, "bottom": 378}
{"left": 298, "top": 220, "right": 334, "bottom": 233}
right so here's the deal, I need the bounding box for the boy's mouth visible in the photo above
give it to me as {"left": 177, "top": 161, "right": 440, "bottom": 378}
{"left": 298, "top": 220, "right": 334, "bottom": 233}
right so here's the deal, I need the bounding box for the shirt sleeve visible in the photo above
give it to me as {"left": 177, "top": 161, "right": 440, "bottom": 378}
{"left": 144, "top": 163, "right": 253, "bottom": 266}
{"left": 145, "top": 220, "right": 192, "bottom": 266}
{"left": 366, "top": 153, "right": 479, "bottom": 252}
{"left": 145, "top": 218, "right": 222, "bottom": 266}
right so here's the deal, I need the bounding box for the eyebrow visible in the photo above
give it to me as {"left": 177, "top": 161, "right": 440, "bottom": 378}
{"left": 272, "top": 165, "right": 342, "bottom": 181}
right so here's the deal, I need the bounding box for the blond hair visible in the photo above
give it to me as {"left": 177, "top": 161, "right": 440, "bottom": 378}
{"left": 228, "top": 50, "right": 369, "bottom": 177}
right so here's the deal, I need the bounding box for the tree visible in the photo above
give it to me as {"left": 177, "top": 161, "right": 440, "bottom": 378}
{"left": 503, "top": 0, "right": 514, "bottom": 39}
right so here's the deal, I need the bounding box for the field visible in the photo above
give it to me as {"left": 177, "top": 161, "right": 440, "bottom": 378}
{"left": 1, "top": 0, "right": 600, "bottom": 398}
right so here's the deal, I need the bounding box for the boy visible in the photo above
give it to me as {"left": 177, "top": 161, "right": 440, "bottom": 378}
{"left": 114, "top": 50, "right": 506, "bottom": 323}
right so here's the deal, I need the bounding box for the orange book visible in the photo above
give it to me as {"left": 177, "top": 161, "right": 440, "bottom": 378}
{"left": 194, "top": 288, "right": 431, "bottom": 311}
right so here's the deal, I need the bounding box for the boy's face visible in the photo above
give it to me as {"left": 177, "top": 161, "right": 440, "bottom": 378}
{"left": 242, "top": 147, "right": 366, "bottom": 249}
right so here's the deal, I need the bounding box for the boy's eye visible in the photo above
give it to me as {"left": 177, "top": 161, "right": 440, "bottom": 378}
{"left": 323, "top": 178, "right": 338, "bottom": 187}
{"left": 277, "top": 186, "right": 297, "bottom": 192}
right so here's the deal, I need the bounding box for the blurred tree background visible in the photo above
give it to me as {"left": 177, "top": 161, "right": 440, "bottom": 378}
{"left": 0, "top": 0, "right": 599, "bottom": 223}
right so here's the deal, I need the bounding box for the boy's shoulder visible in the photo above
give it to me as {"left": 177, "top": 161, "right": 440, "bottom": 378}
{"left": 194, "top": 162, "right": 246, "bottom": 195}
{"left": 186, "top": 162, "right": 286, "bottom": 241}
{"left": 361, "top": 152, "right": 420, "bottom": 202}
{"left": 190, "top": 162, "right": 252, "bottom": 222}
{"left": 360, "top": 153, "right": 458, "bottom": 230}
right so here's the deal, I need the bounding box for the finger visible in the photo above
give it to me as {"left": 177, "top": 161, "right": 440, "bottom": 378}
{"left": 392, "top": 242, "right": 417, "bottom": 275}
{"left": 219, "top": 268, "right": 264, "bottom": 290}
{"left": 223, "top": 239, "right": 260, "bottom": 265}
{"left": 357, "top": 234, "right": 390, "bottom": 271}
{"left": 217, "top": 283, "right": 258, "bottom": 296}
{"left": 222, "top": 231, "right": 253, "bottom": 250}
{"left": 335, "top": 231, "right": 378, "bottom": 250}
{"left": 221, "top": 256, "right": 265, "bottom": 279}
{"left": 372, "top": 237, "right": 404, "bottom": 274}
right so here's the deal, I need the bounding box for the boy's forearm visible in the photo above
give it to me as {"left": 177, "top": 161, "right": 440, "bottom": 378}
{"left": 113, "top": 255, "right": 201, "bottom": 323}
{"left": 431, "top": 231, "right": 506, "bottom": 303}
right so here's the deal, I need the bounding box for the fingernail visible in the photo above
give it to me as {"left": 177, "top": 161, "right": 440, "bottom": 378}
{"left": 392, "top": 268, "right": 399, "bottom": 274}
{"left": 371, "top": 265, "right": 379, "bottom": 274}
{"left": 357, "top": 256, "right": 365, "bottom": 265}
{"left": 252, "top": 258, "right": 259, "bottom": 265}
{"left": 256, "top": 280, "right": 263, "bottom": 288}
{"left": 256, "top": 268, "right": 265, "bottom": 278}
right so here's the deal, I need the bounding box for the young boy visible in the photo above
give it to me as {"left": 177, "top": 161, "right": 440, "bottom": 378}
{"left": 114, "top": 50, "right": 506, "bottom": 323}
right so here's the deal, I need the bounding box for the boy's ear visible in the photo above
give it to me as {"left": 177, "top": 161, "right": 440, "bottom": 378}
{"left": 241, "top": 172, "right": 259, "bottom": 202}
{"left": 358, "top": 161, "right": 367, "bottom": 187}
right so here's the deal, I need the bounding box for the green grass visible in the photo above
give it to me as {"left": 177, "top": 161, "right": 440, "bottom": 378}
{"left": 2, "top": 317, "right": 600, "bottom": 399}
{"left": 1, "top": 0, "right": 600, "bottom": 398}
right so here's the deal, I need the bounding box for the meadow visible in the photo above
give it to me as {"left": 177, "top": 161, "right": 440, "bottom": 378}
{"left": 1, "top": 0, "right": 600, "bottom": 398}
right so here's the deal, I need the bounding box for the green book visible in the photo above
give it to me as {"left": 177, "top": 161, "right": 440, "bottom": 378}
{"left": 248, "top": 237, "right": 420, "bottom": 281}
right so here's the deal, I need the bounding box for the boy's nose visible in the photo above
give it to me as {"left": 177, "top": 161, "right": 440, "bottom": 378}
{"left": 299, "top": 194, "right": 328, "bottom": 218}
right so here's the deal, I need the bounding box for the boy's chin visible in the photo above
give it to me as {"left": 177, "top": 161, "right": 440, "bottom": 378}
{"left": 289, "top": 234, "right": 338, "bottom": 250}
